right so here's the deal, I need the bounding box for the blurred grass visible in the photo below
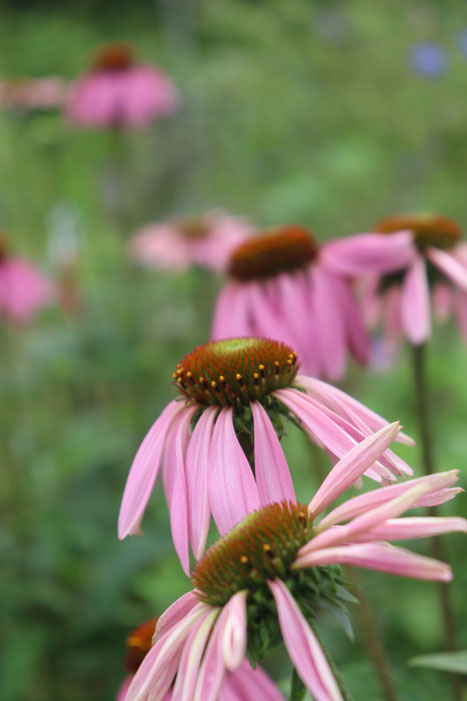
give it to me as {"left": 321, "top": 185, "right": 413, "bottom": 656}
{"left": 1, "top": 1, "right": 467, "bottom": 699}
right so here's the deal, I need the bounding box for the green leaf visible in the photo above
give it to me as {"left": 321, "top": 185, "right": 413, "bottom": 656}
{"left": 408, "top": 651, "right": 467, "bottom": 675}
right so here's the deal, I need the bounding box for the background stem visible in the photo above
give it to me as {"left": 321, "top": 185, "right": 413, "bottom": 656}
{"left": 309, "top": 618, "right": 355, "bottom": 701}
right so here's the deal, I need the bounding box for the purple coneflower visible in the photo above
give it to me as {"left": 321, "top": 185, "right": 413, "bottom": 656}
{"left": 118, "top": 337, "right": 413, "bottom": 573}
{"left": 117, "top": 618, "right": 282, "bottom": 701}
{"left": 128, "top": 211, "right": 252, "bottom": 273}
{"left": 0, "top": 76, "right": 66, "bottom": 112}
{"left": 124, "top": 427, "right": 466, "bottom": 701}
{"left": 211, "top": 225, "right": 411, "bottom": 379}
{"left": 0, "top": 234, "right": 54, "bottom": 321}
{"left": 65, "top": 43, "right": 178, "bottom": 128}
{"left": 329, "top": 213, "right": 467, "bottom": 346}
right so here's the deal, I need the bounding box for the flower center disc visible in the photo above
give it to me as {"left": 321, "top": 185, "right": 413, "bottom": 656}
{"left": 0, "top": 234, "right": 7, "bottom": 261}
{"left": 94, "top": 43, "right": 134, "bottom": 71}
{"left": 228, "top": 226, "right": 318, "bottom": 281}
{"left": 173, "top": 338, "right": 299, "bottom": 406}
{"left": 374, "top": 213, "right": 461, "bottom": 250}
{"left": 193, "top": 501, "right": 313, "bottom": 607}
{"left": 173, "top": 215, "right": 209, "bottom": 239}
{"left": 124, "top": 618, "right": 157, "bottom": 673}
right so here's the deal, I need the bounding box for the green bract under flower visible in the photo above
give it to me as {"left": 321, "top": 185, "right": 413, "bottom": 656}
{"left": 375, "top": 212, "right": 461, "bottom": 251}
{"left": 173, "top": 338, "right": 299, "bottom": 407}
{"left": 228, "top": 226, "right": 318, "bottom": 281}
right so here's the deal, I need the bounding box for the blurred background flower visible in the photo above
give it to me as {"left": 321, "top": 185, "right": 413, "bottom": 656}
{"left": 409, "top": 42, "right": 449, "bottom": 78}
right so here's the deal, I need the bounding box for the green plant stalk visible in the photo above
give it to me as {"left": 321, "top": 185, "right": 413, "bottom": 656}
{"left": 411, "top": 342, "right": 462, "bottom": 701}
{"left": 309, "top": 618, "right": 355, "bottom": 701}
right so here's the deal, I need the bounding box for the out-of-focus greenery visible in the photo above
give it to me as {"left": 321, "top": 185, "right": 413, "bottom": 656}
{"left": 1, "top": 1, "right": 467, "bottom": 699}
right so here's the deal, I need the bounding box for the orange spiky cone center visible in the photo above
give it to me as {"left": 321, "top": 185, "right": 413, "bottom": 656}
{"left": 93, "top": 43, "right": 134, "bottom": 71}
{"left": 173, "top": 338, "right": 299, "bottom": 407}
{"left": 374, "top": 213, "right": 461, "bottom": 251}
{"left": 228, "top": 226, "right": 318, "bottom": 281}
{"left": 193, "top": 501, "right": 314, "bottom": 607}
{"left": 124, "top": 618, "right": 158, "bottom": 673}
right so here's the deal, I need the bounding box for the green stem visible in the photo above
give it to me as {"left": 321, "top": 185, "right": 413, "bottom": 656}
{"left": 309, "top": 618, "right": 355, "bottom": 701}
{"left": 289, "top": 667, "right": 306, "bottom": 701}
{"left": 411, "top": 343, "right": 462, "bottom": 701}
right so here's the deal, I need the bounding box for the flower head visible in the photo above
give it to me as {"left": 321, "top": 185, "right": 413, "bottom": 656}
{"left": 125, "top": 429, "right": 466, "bottom": 701}
{"left": 0, "top": 76, "right": 66, "bottom": 112}
{"left": 212, "top": 224, "right": 378, "bottom": 379}
{"left": 119, "top": 338, "right": 413, "bottom": 573}
{"left": 347, "top": 213, "right": 467, "bottom": 347}
{"left": 0, "top": 234, "right": 54, "bottom": 321}
{"left": 117, "top": 616, "right": 283, "bottom": 701}
{"left": 65, "top": 42, "right": 178, "bottom": 128}
{"left": 128, "top": 211, "right": 252, "bottom": 273}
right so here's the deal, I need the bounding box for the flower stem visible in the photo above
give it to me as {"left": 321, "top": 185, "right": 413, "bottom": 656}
{"left": 411, "top": 342, "right": 462, "bottom": 701}
{"left": 308, "top": 618, "right": 355, "bottom": 701}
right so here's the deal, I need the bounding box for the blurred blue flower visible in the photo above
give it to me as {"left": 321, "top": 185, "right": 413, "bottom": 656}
{"left": 409, "top": 42, "right": 448, "bottom": 77}
{"left": 458, "top": 30, "right": 467, "bottom": 58}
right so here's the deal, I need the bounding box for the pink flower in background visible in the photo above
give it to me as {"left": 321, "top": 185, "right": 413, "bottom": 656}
{"left": 0, "top": 77, "right": 66, "bottom": 111}
{"left": 117, "top": 616, "right": 283, "bottom": 700}
{"left": 129, "top": 211, "right": 252, "bottom": 273}
{"left": 212, "top": 225, "right": 378, "bottom": 380}
{"left": 0, "top": 236, "right": 54, "bottom": 321}
{"left": 323, "top": 213, "right": 467, "bottom": 346}
{"left": 65, "top": 43, "right": 178, "bottom": 128}
{"left": 124, "top": 429, "right": 466, "bottom": 701}
{"left": 118, "top": 337, "right": 413, "bottom": 574}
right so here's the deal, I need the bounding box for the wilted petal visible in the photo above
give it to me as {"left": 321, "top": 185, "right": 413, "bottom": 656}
{"left": 209, "top": 408, "right": 260, "bottom": 535}
{"left": 401, "top": 255, "right": 431, "bottom": 344}
{"left": 268, "top": 579, "right": 342, "bottom": 701}
{"left": 251, "top": 401, "right": 295, "bottom": 506}
{"left": 118, "top": 400, "right": 185, "bottom": 539}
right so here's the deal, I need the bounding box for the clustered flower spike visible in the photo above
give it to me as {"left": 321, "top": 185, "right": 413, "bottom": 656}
{"left": 212, "top": 224, "right": 409, "bottom": 379}
{"left": 119, "top": 337, "right": 413, "bottom": 574}
{"left": 125, "top": 425, "right": 466, "bottom": 701}
{"left": 65, "top": 42, "right": 179, "bottom": 128}
{"left": 128, "top": 211, "right": 252, "bottom": 273}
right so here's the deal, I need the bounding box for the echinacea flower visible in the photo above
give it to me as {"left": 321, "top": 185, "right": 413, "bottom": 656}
{"left": 65, "top": 43, "right": 178, "bottom": 128}
{"left": 128, "top": 211, "right": 252, "bottom": 273}
{"left": 117, "top": 617, "right": 283, "bottom": 701}
{"left": 0, "top": 234, "right": 54, "bottom": 321}
{"left": 118, "top": 337, "right": 413, "bottom": 573}
{"left": 211, "top": 225, "right": 384, "bottom": 379}
{"left": 0, "top": 77, "right": 66, "bottom": 112}
{"left": 124, "top": 426, "right": 466, "bottom": 701}
{"left": 329, "top": 213, "right": 467, "bottom": 346}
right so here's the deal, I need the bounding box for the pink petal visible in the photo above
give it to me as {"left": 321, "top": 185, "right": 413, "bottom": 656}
{"left": 318, "top": 470, "right": 460, "bottom": 530}
{"left": 432, "top": 283, "right": 454, "bottom": 321}
{"left": 211, "top": 283, "right": 252, "bottom": 340}
{"left": 118, "top": 400, "right": 184, "bottom": 539}
{"left": 193, "top": 610, "right": 227, "bottom": 701}
{"left": 331, "top": 273, "right": 370, "bottom": 366}
{"left": 117, "top": 676, "right": 132, "bottom": 701}
{"left": 126, "top": 603, "right": 208, "bottom": 701}
{"left": 384, "top": 285, "right": 404, "bottom": 344}
{"left": 223, "top": 660, "right": 285, "bottom": 701}
{"left": 356, "top": 516, "right": 467, "bottom": 542}
{"left": 208, "top": 408, "right": 260, "bottom": 535}
{"left": 309, "top": 422, "right": 401, "bottom": 517}
{"left": 185, "top": 406, "right": 218, "bottom": 559}
{"left": 251, "top": 401, "right": 295, "bottom": 506}
{"left": 310, "top": 265, "right": 347, "bottom": 381}
{"left": 268, "top": 579, "right": 342, "bottom": 701}
{"left": 248, "top": 281, "right": 294, "bottom": 346}
{"left": 321, "top": 232, "right": 415, "bottom": 276}
{"left": 294, "top": 542, "right": 452, "bottom": 581}
{"left": 401, "top": 255, "right": 431, "bottom": 344}
{"left": 153, "top": 592, "right": 200, "bottom": 644}
{"left": 221, "top": 591, "right": 248, "bottom": 671}
{"left": 427, "top": 246, "right": 467, "bottom": 292}
{"left": 171, "top": 608, "right": 219, "bottom": 701}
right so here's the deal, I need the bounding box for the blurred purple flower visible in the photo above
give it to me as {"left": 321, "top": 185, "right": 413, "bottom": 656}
{"left": 409, "top": 42, "right": 448, "bottom": 77}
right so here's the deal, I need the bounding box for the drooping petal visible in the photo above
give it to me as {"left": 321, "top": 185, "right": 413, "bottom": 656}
{"left": 248, "top": 281, "right": 294, "bottom": 346}
{"left": 224, "top": 660, "right": 285, "bottom": 701}
{"left": 401, "top": 255, "right": 431, "bottom": 344}
{"left": 221, "top": 591, "right": 248, "bottom": 671}
{"left": 193, "top": 608, "right": 227, "bottom": 701}
{"left": 185, "top": 406, "right": 218, "bottom": 559}
{"left": 383, "top": 285, "right": 404, "bottom": 345}
{"left": 427, "top": 246, "right": 467, "bottom": 292}
{"left": 211, "top": 283, "right": 253, "bottom": 340}
{"left": 251, "top": 401, "right": 295, "bottom": 506}
{"left": 126, "top": 603, "right": 208, "bottom": 701}
{"left": 118, "top": 400, "right": 185, "bottom": 539}
{"left": 331, "top": 273, "right": 370, "bottom": 366}
{"left": 209, "top": 407, "right": 260, "bottom": 535}
{"left": 321, "top": 231, "right": 415, "bottom": 276}
{"left": 171, "top": 608, "right": 220, "bottom": 701}
{"left": 310, "top": 265, "right": 347, "bottom": 381}
{"left": 309, "top": 422, "right": 401, "bottom": 517}
{"left": 355, "top": 516, "right": 467, "bottom": 542}
{"left": 268, "top": 579, "right": 342, "bottom": 701}
{"left": 294, "top": 542, "right": 452, "bottom": 581}
{"left": 153, "top": 592, "right": 200, "bottom": 644}
{"left": 432, "top": 283, "right": 454, "bottom": 321}
{"left": 318, "top": 470, "right": 460, "bottom": 530}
